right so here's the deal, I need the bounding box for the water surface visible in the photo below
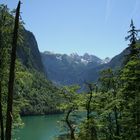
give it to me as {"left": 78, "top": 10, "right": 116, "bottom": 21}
{"left": 14, "top": 114, "right": 64, "bottom": 140}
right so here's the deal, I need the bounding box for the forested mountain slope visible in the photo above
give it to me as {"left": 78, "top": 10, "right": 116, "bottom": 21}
{"left": 17, "top": 28, "right": 45, "bottom": 74}
{"left": 41, "top": 47, "right": 130, "bottom": 85}
{"left": 15, "top": 30, "right": 61, "bottom": 115}
{"left": 84, "top": 46, "right": 130, "bottom": 82}
{"left": 0, "top": 4, "right": 61, "bottom": 118}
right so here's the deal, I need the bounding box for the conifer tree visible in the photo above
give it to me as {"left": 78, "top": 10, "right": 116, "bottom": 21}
{"left": 125, "top": 20, "right": 140, "bottom": 61}
{"left": 121, "top": 20, "right": 140, "bottom": 139}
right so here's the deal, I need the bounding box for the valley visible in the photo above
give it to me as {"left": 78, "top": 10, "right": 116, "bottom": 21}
{"left": 0, "top": 1, "right": 140, "bottom": 140}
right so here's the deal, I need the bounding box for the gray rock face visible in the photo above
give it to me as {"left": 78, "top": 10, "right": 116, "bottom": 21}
{"left": 41, "top": 51, "right": 109, "bottom": 85}
{"left": 17, "top": 29, "right": 45, "bottom": 73}
{"left": 41, "top": 47, "right": 130, "bottom": 85}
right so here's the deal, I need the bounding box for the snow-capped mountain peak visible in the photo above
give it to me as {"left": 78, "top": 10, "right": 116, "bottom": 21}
{"left": 42, "top": 51, "right": 110, "bottom": 65}
{"left": 103, "top": 57, "right": 111, "bottom": 63}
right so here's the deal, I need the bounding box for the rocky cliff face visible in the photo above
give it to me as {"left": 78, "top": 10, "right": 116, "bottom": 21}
{"left": 17, "top": 28, "right": 45, "bottom": 73}
{"left": 41, "top": 51, "right": 109, "bottom": 85}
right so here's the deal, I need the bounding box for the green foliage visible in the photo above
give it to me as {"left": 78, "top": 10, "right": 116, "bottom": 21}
{"left": 1, "top": 4, "right": 140, "bottom": 140}
{"left": 18, "top": 67, "right": 61, "bottom": 115}
{"left": 0, "top": 4, "right": 63, "bottom": 139}
{"left": 57, "top": 85, "right": 81, "bottom": 140}
{"left": 78, "top": 117, "right": 97, "bottom": 140}
{"left": 119, "top": 42, "right": 140, "bottom": 139}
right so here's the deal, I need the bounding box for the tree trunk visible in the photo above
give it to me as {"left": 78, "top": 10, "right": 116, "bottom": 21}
{"left": 5, "top": 1, "right": 21, "bottom": 140}
{"left": 86, "top": 83, "right": 93, "bottom": 120}
{"left": 85, "top": 83, "right": 98, "bottom": 140}
{"left": 65, "top": 109, "right": 75, "bottom": 140}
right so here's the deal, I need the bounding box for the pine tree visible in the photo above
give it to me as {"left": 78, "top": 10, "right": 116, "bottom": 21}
{"left": 125, "top": 20, "right": 140, "bottom": 61}
{"left": 120, "top": 20, "right": 140, "bottom": 140}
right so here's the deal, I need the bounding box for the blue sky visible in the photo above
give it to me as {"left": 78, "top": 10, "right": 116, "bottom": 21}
{"left": 1, "top": 0, "right": 140, "bottom": 59}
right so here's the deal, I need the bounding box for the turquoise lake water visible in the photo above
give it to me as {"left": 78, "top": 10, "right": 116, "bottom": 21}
{"left": 14, "top": 114, "right": 64, "bottom": 140}
{"left": 14, "top": 112, "right": 86, "bottom": 140}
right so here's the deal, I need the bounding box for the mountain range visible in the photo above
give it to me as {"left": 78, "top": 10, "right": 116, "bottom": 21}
{"left": 41, "top": 52, "right": 102, "bottom": 85}
{"left": 41, "top": 48, "right": 128, "bottom": 85}
{"left": 17, "top": 29, "right": 129, "bottom": 86}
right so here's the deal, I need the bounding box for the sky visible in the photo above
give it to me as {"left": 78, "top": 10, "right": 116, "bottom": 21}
{"left": 1, "top": 0, "right": 140, "bottom": 59}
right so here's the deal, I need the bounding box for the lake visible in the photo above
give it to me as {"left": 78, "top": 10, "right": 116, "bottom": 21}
{"left": 14, "top": 114, "right": 64, "bottom": 140}
{"left": 14, "top": 112, "right": 86, "bottom": 140}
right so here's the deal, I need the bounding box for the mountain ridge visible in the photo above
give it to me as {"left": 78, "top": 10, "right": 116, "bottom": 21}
{"left": 41, "top": 47, "right": 130, "bottom": 85}
{"left": 42, "top": 51, "right": 111, "bottom": 65}
{"left": 16, "top": 28, "right": 128, "bottom": 86}
{"left": 41, "top": 51, "right": 117, "bottom": 85}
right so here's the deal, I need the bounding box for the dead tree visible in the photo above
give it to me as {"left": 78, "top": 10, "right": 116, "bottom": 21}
{"left": 5, "top": 1, "right": 21, "bottom": 140}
